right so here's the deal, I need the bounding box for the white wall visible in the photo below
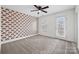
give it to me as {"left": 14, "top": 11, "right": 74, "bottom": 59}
{"left": 76, "top": 6, "right": 79, "bottom": 50}
{"left": 38, "top": 9, "right": 76, "bottom": 42}
{"left": 32, "top": 19, "right": 37, "bottom": 33}
{"left": 0, "top": 6, "right": 1, "bottom": 53}
{"left": 78, "top": 7, "right": 79, "bottom": 50}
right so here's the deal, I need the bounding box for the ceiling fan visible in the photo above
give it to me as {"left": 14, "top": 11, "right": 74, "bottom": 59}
{"left": 31, "top": 5, "right": 49, "bottom": 14}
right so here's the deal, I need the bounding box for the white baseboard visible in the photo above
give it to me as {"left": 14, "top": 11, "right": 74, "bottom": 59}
{"left": 39, "top": 34, "right": 76, "bottom": 43}
{"left": 1, "top": 34, "right": 38, "bottom": 44}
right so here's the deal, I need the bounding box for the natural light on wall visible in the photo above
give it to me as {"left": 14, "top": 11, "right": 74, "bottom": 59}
{"left": 56, "top": 16, "right": 65, "bottom": 38}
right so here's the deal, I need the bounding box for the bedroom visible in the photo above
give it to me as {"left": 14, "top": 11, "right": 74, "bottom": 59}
{"left": 0, "top": 5, "right": 79, "bottom": 54}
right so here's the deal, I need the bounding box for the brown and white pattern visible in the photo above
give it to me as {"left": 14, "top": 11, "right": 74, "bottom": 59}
{"left": 1, "top": 7, "right": 37, "bottom": 42}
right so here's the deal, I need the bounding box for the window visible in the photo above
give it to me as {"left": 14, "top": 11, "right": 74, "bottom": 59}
{"left": 56, "top": 16, "right": 65, "bottom": 38}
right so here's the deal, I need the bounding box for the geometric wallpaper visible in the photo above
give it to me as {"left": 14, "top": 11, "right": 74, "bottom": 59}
{"left": 1, "top": 7, "right": 37, "bottom": 42}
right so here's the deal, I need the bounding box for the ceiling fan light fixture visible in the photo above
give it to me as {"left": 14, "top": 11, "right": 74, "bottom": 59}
{"left": 31, "top": 5, "right": 49, "bottom": 14}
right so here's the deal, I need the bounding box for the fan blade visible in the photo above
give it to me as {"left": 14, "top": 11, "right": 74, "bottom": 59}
{"left": 34, "top": 5, "right": 39, "bottom": 9}
{"left": 42, "top": 6, "right": 49, "bottom": 9}
{"left": 31, "top": 10, "right": 39, "bottom": 12}
{"left": 40, "top": 9, "right": 47, "bottom": 13}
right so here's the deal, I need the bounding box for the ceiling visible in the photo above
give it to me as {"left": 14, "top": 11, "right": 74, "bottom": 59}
{"left": 3, "top": 5, "right": 75, "bottom": 17}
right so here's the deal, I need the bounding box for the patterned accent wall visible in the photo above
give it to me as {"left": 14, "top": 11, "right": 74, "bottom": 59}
{"left": 1, "top": 7, "right": 37, "bottom": 42}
